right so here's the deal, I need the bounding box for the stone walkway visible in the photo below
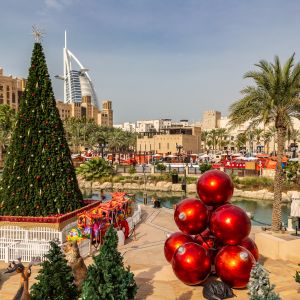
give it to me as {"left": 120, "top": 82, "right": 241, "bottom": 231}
{"left": 1, "top": 205, "right": 300, "bottom": 299}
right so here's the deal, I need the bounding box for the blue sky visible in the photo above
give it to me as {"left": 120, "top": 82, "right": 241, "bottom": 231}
{"left": 1, "top": 0, "right": 300, "bottom": 123}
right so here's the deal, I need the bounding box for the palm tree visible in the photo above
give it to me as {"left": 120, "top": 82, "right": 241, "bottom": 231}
{"left": 63, "top": 117, "right": 83, "bottom": 152}
{"left": 246, "top": 130, "right": 255, "bottom": 155}
{"left": 76, "top": 157, "right": 113, "bottom": 188}
{"left": 235, "top": 132, "right": 247, "bottom": 151}
{"left": 88, "top": 126, "right": 111, "bottom": 156}
{"left": 266, "top": 126, "right": 278, "bottom": 155}
{"left": 207, "top": 129, "right": 218, "bottom": 151}
{"left": 287, "top": 128, "right": 300, "bottom": 157}
{"left": 252, "top": 128, "right": 264, "bottom": 153}
{"left": 262, "top": 130, "right": 273, "bottom": 154}
{"left": 108, "top": 129, "right": 124, "bottom": 163}
{"left": 201, "top": 130, "right": 210, "bottom": 153}
{"left": 229, "top": 54, "right": 300, "bottom": 231}
{"left": 215, "top": 128, "right": 228, "bottom": 150}
{"left": 0, "top": 105, "right": 16, "bottom": 162}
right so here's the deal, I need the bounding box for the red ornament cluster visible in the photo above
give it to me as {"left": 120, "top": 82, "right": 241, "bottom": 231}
{"left": 164, "top": 170, "right": 258, "bottom": 288}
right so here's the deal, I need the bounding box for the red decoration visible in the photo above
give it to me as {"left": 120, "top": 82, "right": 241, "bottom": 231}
{"left": 196, "top": 170, "right": 234, "bottom": 206}
{"left": 193, "top": 228, "right": 213, "bottom": 251}
{"left": 215, "top": 245, "right": 255, "bottom": 288}
{"left": 210, "top": 204, "right": 251, "bottom": 245}
{"left": 172, "top": 242, "right": 211, "bottom": 285}
{"left": 35, "top": 176, "right": 41, "bottom": 181}
{"left": 174, "top": 198, "right": 208, "bottom": 235}
{"left": 240, "top": 237, "right": 259, "bottom": 261}
{"left": 164, "top": 232, "right": 194, "bottom": 263}
{"left": 193, "top": 228, "right": 222, "bottom": 263}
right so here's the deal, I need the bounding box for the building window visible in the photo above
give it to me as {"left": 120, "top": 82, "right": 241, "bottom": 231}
{"left": 167, "top": 143, "right": 169, "bottom": 149}
{"left": 158, "top": 143, "right": 161, "bottom": 150}
{"left": 0, "top": 85, "right": 3, "bottom": 91}
{"left": 12, "top": 92, "right": 15, "bottom": 103}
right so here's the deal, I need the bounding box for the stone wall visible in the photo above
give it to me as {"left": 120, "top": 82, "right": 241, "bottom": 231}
{"left": 78, "top": 177, "right": 297, "bottom": 202}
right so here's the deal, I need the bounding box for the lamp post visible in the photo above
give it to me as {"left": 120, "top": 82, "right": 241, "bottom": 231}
{"left": 181, "top": 164, "right": 187, "bottom": 198}
{"left": 142, "top": 164, "right": 147, "bottom": 205}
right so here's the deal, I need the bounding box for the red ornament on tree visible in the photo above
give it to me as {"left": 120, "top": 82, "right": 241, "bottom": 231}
{"left": 35, "top": 175, "right": 41, "bottom": 181}
{"left": 215, "top": 245, "right": 255, "bottom": 288}
{"left": 196, "top": 170, "right": 234, "bottom": 206}
{"left": 174, "top": 198, "right": 208, "bottom": 235}
{"left": 172, "top": 242, "right": 211, "bottom": 285}
{"left": 164, "top": 232, "right": 194, "bottom": 263}
{"left": 240, "top": 237, "right": 259, "bottom": 261}
{"left": 210, "top": 204, "right": 251, "bottom": 245}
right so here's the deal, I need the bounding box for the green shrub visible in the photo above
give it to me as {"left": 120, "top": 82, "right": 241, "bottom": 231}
{"left": 238, "top": 176, "right": 274, "bottom": 189}
{"left": 128, "top": 165, "right": 136, "bottom": 176}
{"left": 295, "top": 264, "right": 300, "bottom": 283}
{"left": 285, "top": 162, "right": 300, "bottom": 182}
{"left": 156, "top": 163, "right": 167, "bottom": 173}
{"left": 199, "top": 163, "right": 212, "bottom": 174}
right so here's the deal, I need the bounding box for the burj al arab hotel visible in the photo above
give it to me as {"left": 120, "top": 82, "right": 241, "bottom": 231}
{"left": 56, "top": 31, "right": 99, "bottom": 108}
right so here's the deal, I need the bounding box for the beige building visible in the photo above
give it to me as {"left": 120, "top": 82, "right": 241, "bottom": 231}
{"left": 56, "top": 98, "right": 113, "bottom": 126}
{"left": 136, "top": 126, "right": 201, "bottom": 155}
{"left": 0, "top": 67, "right": 26, "bottom": 111}
{"left": 201, "top": 110, "right": 221, "bottom": 130}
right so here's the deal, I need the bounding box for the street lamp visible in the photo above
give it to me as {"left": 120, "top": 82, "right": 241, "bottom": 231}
{"left": 142, "top": 164, "right": 147, "bottom": 205}
{"left": 181, "top": 164, "right": 187, "bottom": 198}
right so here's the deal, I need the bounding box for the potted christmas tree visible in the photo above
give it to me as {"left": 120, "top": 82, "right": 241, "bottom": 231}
{"left": 82, "top": 225, "right": 137, "bottom": 300}
{"left": 247, "top": 262, "right": 281, "bottom": 300}
{"left": 30, "top": 240, "right": 78, "bottom": 300}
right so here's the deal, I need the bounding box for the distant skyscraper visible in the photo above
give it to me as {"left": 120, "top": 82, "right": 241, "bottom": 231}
{"left": 57, "top": 31, "right": 99, "bottom": 108}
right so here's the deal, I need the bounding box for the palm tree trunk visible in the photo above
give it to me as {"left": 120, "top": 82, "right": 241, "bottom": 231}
{"left": 271, "top": 126, "right": 285, "bottom": 231}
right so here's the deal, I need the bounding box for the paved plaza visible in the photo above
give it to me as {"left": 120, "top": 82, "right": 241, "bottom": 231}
{"left": 0, "top": 205, "right": 300, "bottom": 299}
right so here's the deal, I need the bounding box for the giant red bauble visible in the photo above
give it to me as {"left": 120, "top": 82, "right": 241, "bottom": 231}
{"left": 174, "top": 198, "right": 208, "bottom": 235}
{"left": 240, "top": 237, "right": 259, "bottom": 261}
{"left": 210, "top": 204, "right": 251, "bottom": 245}
{"left": 172, "top": 242, "right": 211, "bottom": 285}
{"left": 164, "top": 232, "right": 194, "bottom": 263}
{"left": 215, "top": 245, "right": 255, "bottom": 288}
{"left": 197, "top": 170, "right": 234, "bottom": 206}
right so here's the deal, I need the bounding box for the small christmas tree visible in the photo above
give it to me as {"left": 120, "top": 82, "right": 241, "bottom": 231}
{"left": 30, "top": 240, "right": 78, "bottom": 300}
{"left": 82, "top": 225, "right": 137, "bottom": 300}
{"left": 248, "top": 262, "right": 281, "bottom": 300}
{"left": 0, "top": 38, "right": 82, "bottom": 216}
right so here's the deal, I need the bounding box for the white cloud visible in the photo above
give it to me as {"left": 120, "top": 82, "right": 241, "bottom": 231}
{"left": 45, "top": 0, "right": 77, "bottom": 10}
{"left": 45, "top": 0, "right": 63, "bottom": 10}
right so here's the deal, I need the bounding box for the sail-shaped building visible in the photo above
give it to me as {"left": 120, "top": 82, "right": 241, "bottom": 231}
{"left": 59, "top": 31, "right": 99, "bottom": 108}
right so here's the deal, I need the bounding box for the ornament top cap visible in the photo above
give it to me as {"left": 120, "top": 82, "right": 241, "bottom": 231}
{"left": 32, "top": 25, "right": 45, "bottom": 43}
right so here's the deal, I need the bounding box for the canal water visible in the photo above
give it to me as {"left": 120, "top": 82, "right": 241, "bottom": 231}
{"left": 84, "top": 190, "right": 291, "bottom": 227}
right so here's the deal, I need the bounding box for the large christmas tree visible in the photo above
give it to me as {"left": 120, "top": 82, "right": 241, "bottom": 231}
{"left": 0, "top": 40, "right": 83, "bottom": 216}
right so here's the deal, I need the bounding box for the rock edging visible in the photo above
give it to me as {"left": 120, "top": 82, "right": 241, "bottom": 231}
{"left": 78, "top": 178, "right": 296, "bottom": 202}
